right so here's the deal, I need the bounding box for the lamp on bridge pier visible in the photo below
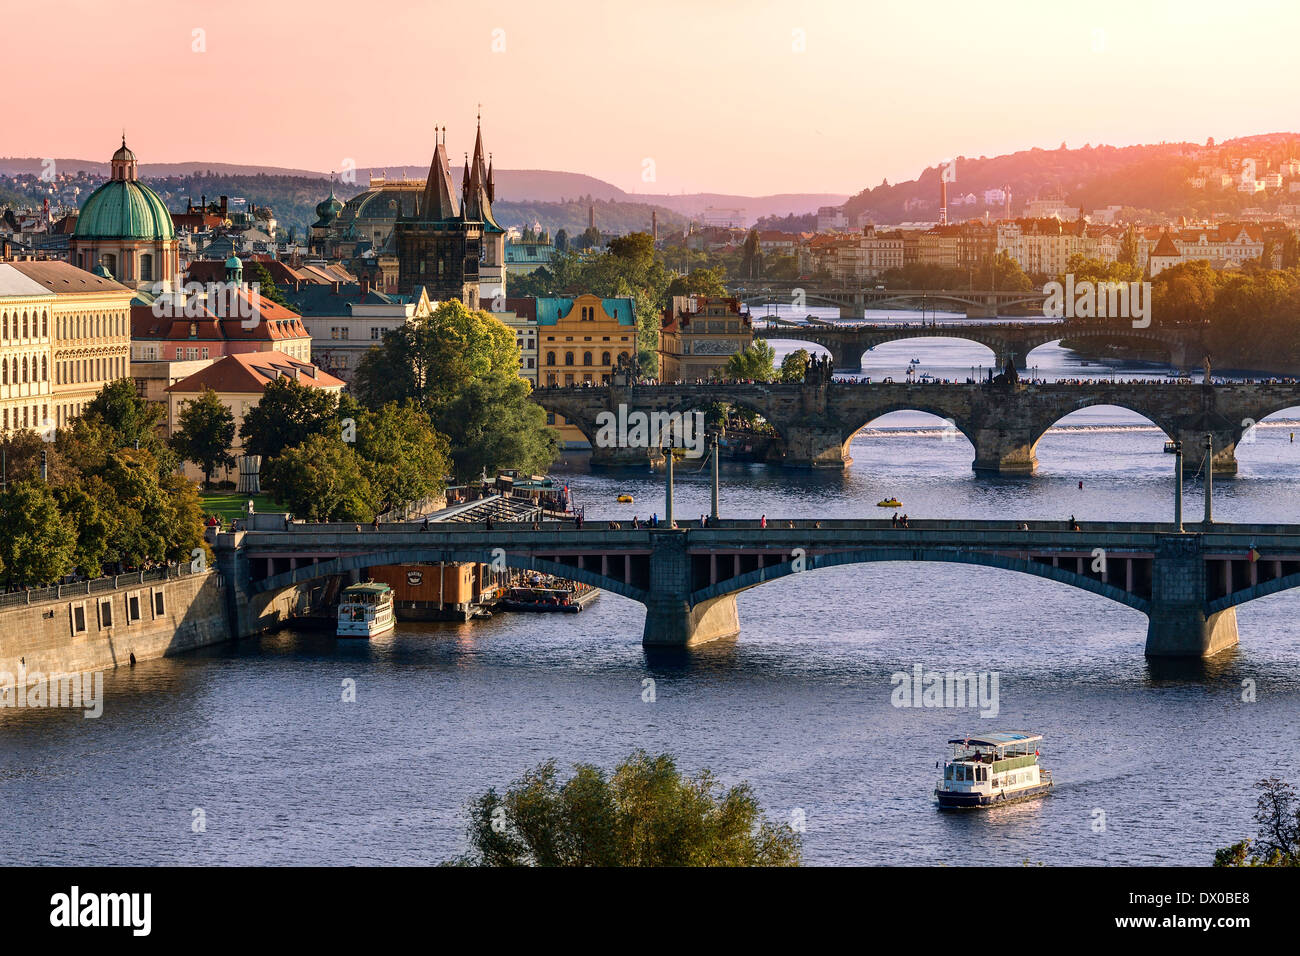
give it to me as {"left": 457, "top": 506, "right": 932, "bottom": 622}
{"left": 664, "top": 444, "right": 674, "bottom": 527}
{"left": 1203, "top": 433, "right": 1214, "bottom": 526}
{"left": 1173, "top": 440, "right": 1183, "bottom": 532}
{"left": 711, "top": 432, "right": 720, "bottom": 521}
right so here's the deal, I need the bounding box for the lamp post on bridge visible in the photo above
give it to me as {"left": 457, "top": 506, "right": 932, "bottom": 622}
{"left": 664, "top": 444, "right": 674, "bottom": 527}
{"left": 1203, "top": 432, "right": 1214, "bottom": 526}
{"left": 1174, "top": 440, "right": 1183, "bottom": 532}
{"left": 711, "top": 432, "right": 720, "bottom": 521}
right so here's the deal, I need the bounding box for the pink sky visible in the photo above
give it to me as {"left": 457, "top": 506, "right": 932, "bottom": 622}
{"left": 7, "top": 0, "right": 1299, "bottom": 196}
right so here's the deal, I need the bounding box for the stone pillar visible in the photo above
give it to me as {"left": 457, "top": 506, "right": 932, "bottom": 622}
{"left": 1145, "top": 535, "right": 1239, "bottom": 657}
{"left": 1172, "top": 428, "right": 1238, "bottom": 476}
{"left": 779, "top": 425, "right": 852, "bottom": 468}
{"left": 970, "top": 427, "right": 1038, "bottom": 474}
{"left": 641, "top": 530, "right": 740, "bottom": 647}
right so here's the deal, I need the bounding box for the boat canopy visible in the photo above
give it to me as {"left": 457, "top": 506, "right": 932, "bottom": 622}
{"left": 947, "top": 732, "right": 1042, "bottom": 749}
{"left": 342, "top": 582, "right": 392, "bottom": 596}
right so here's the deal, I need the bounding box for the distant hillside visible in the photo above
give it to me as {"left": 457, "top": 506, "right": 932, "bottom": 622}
{"left": 841, "top": 132, "right": 1300, "bottom": 224}
{"left": 624, "top": 192, "right": 849, "bottom": 223}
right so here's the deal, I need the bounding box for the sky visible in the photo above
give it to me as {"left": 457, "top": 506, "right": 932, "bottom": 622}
{"left": 5, "top": 0, "right": 1300, "bottom": 197}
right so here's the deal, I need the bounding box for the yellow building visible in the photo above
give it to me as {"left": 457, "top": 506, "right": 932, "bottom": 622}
{"left": 529, "top": 294, "right": 636, "bottom": 447}
{"left": 659, "top": 295, "right": 753, "bottom": 382}
{"left": 0, "top": 264, "right": 56, "bottom": 435}
{"left": 2, "top": 260, "right": 134, "bottom": 428}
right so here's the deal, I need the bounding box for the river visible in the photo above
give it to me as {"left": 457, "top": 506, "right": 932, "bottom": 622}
{"left": 3, "top": 312, "right": 1299, "bottom": 866}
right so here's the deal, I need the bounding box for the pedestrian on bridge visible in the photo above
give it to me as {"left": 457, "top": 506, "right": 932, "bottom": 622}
{"left": 760, "top": 514, "right": 767, "bottom": 529}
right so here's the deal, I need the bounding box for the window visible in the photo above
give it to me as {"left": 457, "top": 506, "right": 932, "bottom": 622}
{"left": 371, "top": 327, "right": 383, "bottom": 340}
{"left": 582, "top": 352, "right": 592, "bottom": 366}
{"left": 601, "top": 351, "right": 611, "bottom": 366}
{"left": 564, "top": 352, "right": 574, "bottom": 366}
{"left": 70, "top": 603, "right": 87, "bottom": 635}
{"left": 126, "top": 592, "right": 142, "bottom": 624}
{"left": 546, "top": 352, "right": 555, "bottom": 366}
{"left": 99, "top": 599, "right": 114, "bottom": 628}
{"left": 153, "top": 590, "right": 165, "bottom": 617}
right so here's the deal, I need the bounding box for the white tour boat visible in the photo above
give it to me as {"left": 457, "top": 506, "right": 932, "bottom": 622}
{"left": 935, "top": 732, "right": 1052, "bottom": 809}
{"left": 336, "top": 582, "right": 396, "bottom": 638}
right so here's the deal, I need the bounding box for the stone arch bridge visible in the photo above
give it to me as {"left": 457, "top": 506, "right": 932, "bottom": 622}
{"left": 213, "top": 519, "right": 1300, "bottom": 658}
{"left": 753, "top": 320, "right": 1201, "bottom": 373}
{"left": 731, "top": 285, "right": 1049, "bottom": 319}
{"left": 532, "top": 380, "right": 1300, "bottom": 474}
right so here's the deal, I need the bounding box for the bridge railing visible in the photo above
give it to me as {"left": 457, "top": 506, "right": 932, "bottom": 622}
{"left": 0, "top": 562, "right": 206, "bottom": 610}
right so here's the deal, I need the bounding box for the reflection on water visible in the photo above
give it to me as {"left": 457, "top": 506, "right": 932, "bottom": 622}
{"left": 3, "top": 331, "right": 1300, "bottom": 866}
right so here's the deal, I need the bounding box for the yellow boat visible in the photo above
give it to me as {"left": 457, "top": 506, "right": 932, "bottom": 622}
{"left": 877, "top": 498, "right": 902, "bottom": 508}
{"left": 616, "top": 494, "right": 635, "bottom": 503}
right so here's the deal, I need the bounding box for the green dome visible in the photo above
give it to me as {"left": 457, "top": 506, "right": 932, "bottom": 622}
{"left": 225, "top": 254, "right": 242, "bottom": 269}
{"left": 74, "top": 178, "right": 175, "bottom": 241}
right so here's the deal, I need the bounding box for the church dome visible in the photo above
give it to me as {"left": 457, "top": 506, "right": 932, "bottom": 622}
{"left": 74, "top": 179, "right": 175, "bottom": 240}
{"left": 316, "top": 192, "right": 344, "bottom": 221}
{"left": 112, "top": 141, "right": 137, "bottom": 164}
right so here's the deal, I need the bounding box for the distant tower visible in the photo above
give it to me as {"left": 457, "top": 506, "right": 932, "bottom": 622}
{"left": 589, "top": 204, "right": 595, "bottom": 230}
{"left": 651, "top": 209, "right": 658, "bottom": 240}
{"left": 939, "top": 176, "right": 948, "bottom": 226}
{"left": 1003, "top": 186, "right": 1012, "bottom": 220}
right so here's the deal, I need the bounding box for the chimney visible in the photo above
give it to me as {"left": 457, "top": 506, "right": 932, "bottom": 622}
{"left": 589, "top": 205, "right": 595, "bottom": 230}
{"left": 652, "top": 209, "right": 658, "bottom": 240}
{"left": 360, "top": 275, "right": 371, "bottom": 295}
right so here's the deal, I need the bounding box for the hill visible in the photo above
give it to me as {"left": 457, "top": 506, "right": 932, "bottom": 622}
{"left": 840, "top": 132, "right": 1300, "bottom": 224}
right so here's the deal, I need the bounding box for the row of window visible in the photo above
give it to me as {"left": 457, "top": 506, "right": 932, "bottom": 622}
{"left": 545, "top": 350, "right": 629, "bottom": 367}
{"left": 0, "top": 310, "right": 49, "bottom": 341}
{"left": 76, "top": 251, "right": 162, "bottom": 283}
{"left": 56, "top": 355, "right": 128, "bottom": 385}
{"left": 546, "top": 373, "right": 608, "bottom": 386}
{"left": 69, "top": 588, "right": 167, "bottom": 635}
{"left": 1, "top": 402, "right": 49, "bottom": 433}
{"left": 0, "top": 354, "right": 47, "bottom": 385}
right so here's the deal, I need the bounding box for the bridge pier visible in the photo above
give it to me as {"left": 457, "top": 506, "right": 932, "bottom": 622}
{"left": 970, "top": 427, "right": 1038, "bottom": 474}
{"left": 1144, "top": 536, "right": 1239, "bottom": 657}
{"left": 642, "top": 530, "right": 739, "bottom": 646}
{"left": 1173, "top": 429, "right": 1238, "bottom": 476}
{"left": 590, "top": 445, "right": 656, "bottom": 469}
{"left": 778, "top": 425, "right": 853, "bottom": 469}
{"left": 966, "top": 302, "right": 999, "bottom": 319}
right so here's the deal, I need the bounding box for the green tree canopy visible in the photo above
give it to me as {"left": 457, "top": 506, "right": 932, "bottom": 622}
{"left": 1215, "top": 777, "right": 1299, "bottom": 867}
{"left": 171, "top": 387, "right": 236, "bottom": 488}
{"left": 725, "top": 340, "right": 777, "bottom": 382}
{"left": 451, "top": 751, "right": 802, "bottom": 867}
{"left": 239, "top": 376, "right": 340, "bottom": 460}
{"left": 0, "top": 479, "right": 77, "bottom": 588}
{"left": 779, "top": 348, "right": 811, "bottom": 382}
{"left": 261, "top": 433, "right": 372, "bottom": 522}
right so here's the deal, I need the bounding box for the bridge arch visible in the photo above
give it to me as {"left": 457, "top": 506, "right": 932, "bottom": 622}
{"left": 689, "top": 546, "right": 1151, "bottom": 614}
{"left": 1032, "top": 402, "right": 1175, "bottom": 472}
{"left": 1023, "top": 327, "right": 1184, "bottom": 370}
{"left": 251, "top": 547, "right": 651, "bottom": 603}
{"left": 842, "top": 404, "right": 977, "bottom": 466}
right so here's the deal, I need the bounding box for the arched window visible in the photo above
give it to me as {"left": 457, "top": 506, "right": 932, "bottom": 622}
{"left": 140, "top": 254, "right": 153, "bottom": 282}
{"left": 21, "top": 311, "right": 28, "bottom": 338}
{"left": 1, "top": 358, "right": 7, "bottom": 384}
{"left": 41, "top": 311, "right": 47, "bottom": 337}
{"left": 21, "top": 356, "right": 28, "bottom": 383}
{"left": 601, "top": 351, "right": 611, "bottom": 366}
{"left": 583, "top": 352, "right": 593, "bottom": 366}
{"left": 42, "top": 356, "right": 48, "bottom": 381}
{"left": 619, "top": 351, "right": 630, "bottom": 364}
{"left": 546, "top": 352, "right": 556, "bottom": 366}
{"left": 564, "top": 351, "right": 574, "bottom": 366}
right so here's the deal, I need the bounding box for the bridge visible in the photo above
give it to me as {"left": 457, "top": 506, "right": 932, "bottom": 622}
{"left": 211, "top": 517, "right": 1300, "bottom": 658}
{"left": 728, "top": 282, "right": 1050, "bottom": 319}
{"left": 532, "top": 380, "right": 1300, "bottom": 473}
{"left": 752, "top": 319, "right": 1201, "bottom": 374}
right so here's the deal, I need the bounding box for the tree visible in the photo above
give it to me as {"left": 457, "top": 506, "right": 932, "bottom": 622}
{"left": 352, "top": 402, "right": 451, "bottom": 518}
{"left": 1118, "top": 226, "right": 1140, "bottom": 270}
{"left": 354, "top": 300, "right": 555, "bottom": 482}
{"left": 171, "top": 387, "right": 236, "bottom": 488}
{"left": 239, "top": 376, "right": 340, "bottom": 460}
{"left": 450, "top": 751, "right": 801, "bottom": 867}
{"left": 0, "top": 479, "right": 77, "bottom": 588}
{"left": 554, "top": 229, "right": 569, "bottom": 253}
{"left": 243, "top": 260, "right": 291, "bottom": 308}
{"left": 725, "top": 340, "right": 777, "bottom": 381}
{"left": 779, "top": 348, "right": 811, "bottom": 382}
{"left": 1214, "top": 777, "right": 1299, "bottom": 866}
{"left": 741, "top": 229, "right": 761, "bottom": 278}
{"left": 665, "top": 266, "right": 728, "bottom": 299}
{"left": 260, "top": 433, "right": 371, "bottom": 522}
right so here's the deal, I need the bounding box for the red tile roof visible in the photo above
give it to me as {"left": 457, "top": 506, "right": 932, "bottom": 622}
{"left": 166, "top": 350, "right": 344, "bottom": 394}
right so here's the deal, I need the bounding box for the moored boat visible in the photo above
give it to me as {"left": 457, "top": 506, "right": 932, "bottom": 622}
{"left": 336, "top": 582, "right": 396, "bottom": 638}
{"left": 935, "top": 732, "right": 1052, "bottom": 809}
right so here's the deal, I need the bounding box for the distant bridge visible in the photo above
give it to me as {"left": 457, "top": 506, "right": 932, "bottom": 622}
{"left": 213, "top": 517, "right": 1300, "bottom": 657}
{"left": 751, "top": 320, "right": 1202, "bottom": 373}
{"left": 728, "top": 282, "right": 1050, "bottom": 319}
{"left": 532, "top": 380, "right": 1299, "bottom": 473}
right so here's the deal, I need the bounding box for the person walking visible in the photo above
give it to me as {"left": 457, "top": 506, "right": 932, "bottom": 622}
{"left": 760, "top": 514, "right": 767, "bottom": 529}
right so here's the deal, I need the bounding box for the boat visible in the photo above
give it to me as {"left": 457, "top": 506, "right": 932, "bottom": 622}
{"left": 910, "top": 358, "right": 921, "bottom": 365}
{"left": 500, "top": 582, "right": 596, "bottom": 613}
{"left": 877, "top": 497, "right": 903, "bottom": 508}
{"left": 1163, "top": 440, "right": 1178, "bottom": 453}
{"left": 336, "top": 582, "right": 396, "bottom": 638}
{"left": 616, "top": 494, "right": 635, "bottom": 503}
{"left": 935, "top": 732, "right": 1053, "bottom": 809}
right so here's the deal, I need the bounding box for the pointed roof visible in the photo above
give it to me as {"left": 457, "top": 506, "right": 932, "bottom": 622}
{"left": 419, "top": 134, "right": 460, "bottom": 221}
{"left": 1151, "top": 232, "right": 1181, "bottom": 258}
{"left": 462, "top": 118, "right": 503, "bottom": 234}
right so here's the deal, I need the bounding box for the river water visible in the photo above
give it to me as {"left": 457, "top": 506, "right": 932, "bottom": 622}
{"left": 3, "top": 309, "right": 1299, "bottom": 866}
